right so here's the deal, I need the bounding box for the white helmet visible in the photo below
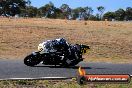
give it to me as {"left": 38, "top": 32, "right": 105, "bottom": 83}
{"left": 38, "top": 43, "right": 44, "bottom": 51}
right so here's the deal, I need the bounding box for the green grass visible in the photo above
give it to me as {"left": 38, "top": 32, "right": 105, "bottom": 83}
{"left": 0, "top": 80, "right": 131, "bottom": 88}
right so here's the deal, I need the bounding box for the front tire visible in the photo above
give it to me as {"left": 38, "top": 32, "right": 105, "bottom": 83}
{"left": 24, "top": 54, "right": 41, "bottom": 66}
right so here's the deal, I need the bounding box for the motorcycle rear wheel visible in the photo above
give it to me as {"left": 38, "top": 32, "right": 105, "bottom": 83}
{"left": 60, "top": 58, "right": 75, "bottom": 67}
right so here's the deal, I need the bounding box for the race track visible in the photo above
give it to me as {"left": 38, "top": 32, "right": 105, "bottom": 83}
{"left": 0, "top": 59, "right": 132, "bottom": 80}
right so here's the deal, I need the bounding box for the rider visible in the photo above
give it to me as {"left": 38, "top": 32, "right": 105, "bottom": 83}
{"left": 38, "top": 38, "right": 70, "bottom": 54}
{"left": 38, "top": 38, "right": 81, "bottom": 63}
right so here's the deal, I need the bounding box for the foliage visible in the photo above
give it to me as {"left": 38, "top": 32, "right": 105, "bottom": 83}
{"left": 0, "top": 80, "right": 131, "bottom": 88}
{"left": 103, "top": 12, "right": 115, "bottom": 21}
{"left": 0, "top": 1, "right": 131, "bottom": 21}
{"left": 26, "top": 6, "right": 38, "bottom": 17}
{"left": 125, "top": 7, "right": 132, "bottom": 21}
{"left": 38, "top": 2, "right": 63, "bottom": 19}
{"left": 0, "top": 0, "right": 28, "bottom": 16}
{"left": 97, "top": 6, "right": 105, "bottom": 20}
{"left": 72, "top": 7, "right": 93, "bottom": 20}
{"left": 60, "top": 4, "right": 71, "bottom": 19}
{"left": 115, "top": 8, "right": 125, "bottom": 21}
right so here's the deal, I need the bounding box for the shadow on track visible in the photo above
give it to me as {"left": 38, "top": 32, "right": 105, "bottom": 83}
{"left": 33, "top": 65, "right": 92, "bottom": 70}
{"left": 31, "top": 65, "right": 108, "bottom": 70}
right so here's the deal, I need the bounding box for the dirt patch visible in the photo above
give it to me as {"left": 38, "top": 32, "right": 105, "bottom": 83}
{"left": 0, "top": 18, "right": 132, "bottom": 63}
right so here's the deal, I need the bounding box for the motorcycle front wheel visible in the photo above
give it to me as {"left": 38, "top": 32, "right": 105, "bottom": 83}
{"left": 24, "top": 54, "right": 41, "bottom": 66}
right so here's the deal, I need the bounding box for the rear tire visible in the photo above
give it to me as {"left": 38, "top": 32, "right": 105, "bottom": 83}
{"left": 60, "top": 58, "right": 77, "bottom": 67}
{"left": 70, "top": 60, "right": 80, "bottom": 66}
{"left": 60, "top": 58, "right": 70, "bottom": 67}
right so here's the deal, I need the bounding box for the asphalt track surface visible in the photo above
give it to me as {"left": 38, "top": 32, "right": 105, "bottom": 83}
{"left": 0, "top": 59, "right": 132, "bottom": 79}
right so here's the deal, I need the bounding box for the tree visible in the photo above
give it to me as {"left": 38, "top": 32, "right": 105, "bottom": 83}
{"left": 0, "top": 0, "right": 28, "bottom": 16}
{"left": 39, "top": 1, "right": 58, "bottom": 18}
{"left": 39, "top": 2, "right": 63, "bottom": 19}
{"left": 60, "top": 4, "right": 71, "bottom": 19}
{"left": 125, "top": 7, "right": 132, "bottom": 21}
{"left": 96, "top": 13, "right": 100, "bottom": 21}
{"left": 53, "top": 7, "right": 63, "bottom": 19}
{"left": 89, "top": 15, "right": 98, "bottom": 21}
{"left": 20, "top": 0, "right": 37, "bottom": 17}
{"left": 115, "top": 8, "right": 125, "bottom": 21}
{"left": 44, "top": 1, "right": 54, "bottom": 18}
{"left": 97, "top": 6, "right": 105, "bottom": 20}
{"left": 72, "top": 7, "right": 85, "bottom": 20}
{"left": 103, "top": 12, "right": 115, "bottom": 21}
{"left": 26, "top": 0, "right": 31, "bottom": 6}
{"left": 72, "top": 8, "right": 80, "bottom": 19}
{"left": 83, "top": 7, "right": 93, "bottom": 20}
{"left": 26, "top": 6, "right": 37, "bottom": 17}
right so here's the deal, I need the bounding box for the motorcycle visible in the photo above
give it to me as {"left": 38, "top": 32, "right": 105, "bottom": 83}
{"left": 24, "top": 42, "right": 90, "bottom": 67}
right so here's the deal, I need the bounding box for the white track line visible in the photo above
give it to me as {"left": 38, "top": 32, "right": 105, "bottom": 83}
{"left": 0, "top": 75, "right": 132, "bottom": 81}
{"left": 0, "top": 77, "right": 71, "bottom": 81}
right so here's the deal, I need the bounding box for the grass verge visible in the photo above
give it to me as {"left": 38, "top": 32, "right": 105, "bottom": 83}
{"left": 0, "top": 79, "right": 131, "bottom": 88}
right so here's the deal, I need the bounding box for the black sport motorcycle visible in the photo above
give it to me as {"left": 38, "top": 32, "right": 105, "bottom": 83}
{"left": 24, "top": 43, "right": 90, "bottom": 67}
